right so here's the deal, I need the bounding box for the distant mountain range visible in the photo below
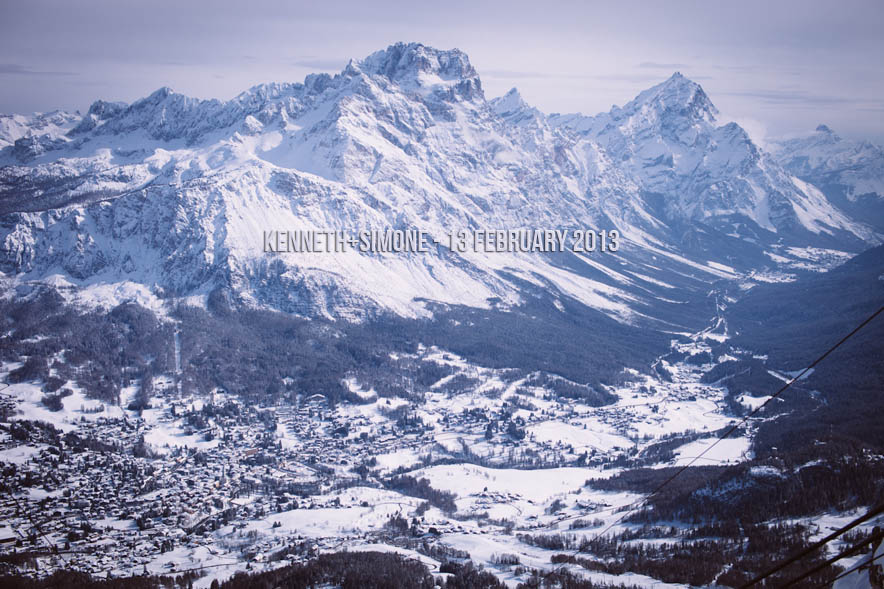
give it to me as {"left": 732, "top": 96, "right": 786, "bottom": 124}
{"left": 1, "top": 42, "right": 882, "bottom": 324}
{"left": 771, "top": 124, "right": 884, "bottom": 229}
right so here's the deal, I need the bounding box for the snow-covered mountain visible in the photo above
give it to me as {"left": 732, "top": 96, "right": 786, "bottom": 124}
{"left": 771, "top": 124, "right": 884, "bottom": 229}
{"left": 0, "top": 110, "right": 80, "bottom": 151}
{"left": 0, "top": 43, "right": 879, "bottom": 322}
{"left": 549, "top": 74, "right": 875, "bottom": 248}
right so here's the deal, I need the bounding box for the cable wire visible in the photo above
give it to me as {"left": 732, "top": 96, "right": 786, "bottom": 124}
{"left": 739, "top": 502, "right": 884, "bottom": 588}
{"left": 778, "top": 527, "right": 884, "bottom": 588}
{"left": 826, "top": 549, "right": 884, "bottom": 587}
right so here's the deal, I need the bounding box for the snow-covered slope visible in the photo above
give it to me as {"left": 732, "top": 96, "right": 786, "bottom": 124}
{"left": 0, "top": 44, "right": 879, "bottom": 321}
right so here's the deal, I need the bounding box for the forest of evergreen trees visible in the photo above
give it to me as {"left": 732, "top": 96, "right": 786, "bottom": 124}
{"left": 1, "top": 283, "right": 661, "bottom": 413}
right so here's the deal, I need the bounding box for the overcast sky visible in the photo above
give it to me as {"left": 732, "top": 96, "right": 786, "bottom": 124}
{"left": 2, "top": 0, "right": 883, "bottom": 143}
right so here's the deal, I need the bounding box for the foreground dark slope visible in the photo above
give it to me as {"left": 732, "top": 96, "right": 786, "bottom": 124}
{"left": 572, "top": 247, "right": 884, "bottom": 586}
{"left": 724, "top": 244, "right": 884, "bottom": 454}
{"left": 639, "top": 244, "right": 884, "bottom": 456}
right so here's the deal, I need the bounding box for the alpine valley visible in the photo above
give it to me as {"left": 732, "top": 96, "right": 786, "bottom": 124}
{"left": 1, "top": 43, "right": 883, "bottom": 589}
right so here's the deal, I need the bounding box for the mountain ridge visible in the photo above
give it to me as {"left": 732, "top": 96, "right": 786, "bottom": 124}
{"left": 0, "top": 42, "right": 881, "bottom": 323}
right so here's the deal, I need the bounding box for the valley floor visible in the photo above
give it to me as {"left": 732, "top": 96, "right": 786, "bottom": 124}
{"left": 0, "top": 314, "right": 881, "bottom": 588}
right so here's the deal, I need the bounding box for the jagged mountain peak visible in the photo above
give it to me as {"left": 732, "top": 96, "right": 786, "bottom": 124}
{"left": 359, "top": 42, "right": 476, "bottom": 81}
{"left": 0, "top": 110, "right": 80, "bottom": 148}
{"left": 146, "top": 86, "right": 176, "bottom": 100}
{"left": 548, "top": 72, "right": 718, "bottom": 140}
{"left": 130, "top": 86, "right": 222, "bottom": 114}
{"left": 549, "top": 72, "right": 721, "bottom": 148}
{"left": 85, "top": 99, "right": 128, "bottom": 118}
{"left": 71, "top": 99, "right": 127, "bottom": 134}
{"left": 355, "top": 42, "right": 483, "bottom": 101}
{"left": 805, "top": 124, "right": 842, "bottom": 144}
{"left": 491, "top": 88, "right": 528, "bottom": 112}
{"left": 489, "top": 88, "right": 541, "bottom": 122}
{"left": 772, "top": 125, "right": 884, "bottom": 209}
{"left": 619, "top": 71, "right": 717, "bottom": 124}
{"left": 548, "top": 74, "right": 876, "bottom": 244}
{"left": 489, "top": 88, "right": 550, "bottom": 136}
